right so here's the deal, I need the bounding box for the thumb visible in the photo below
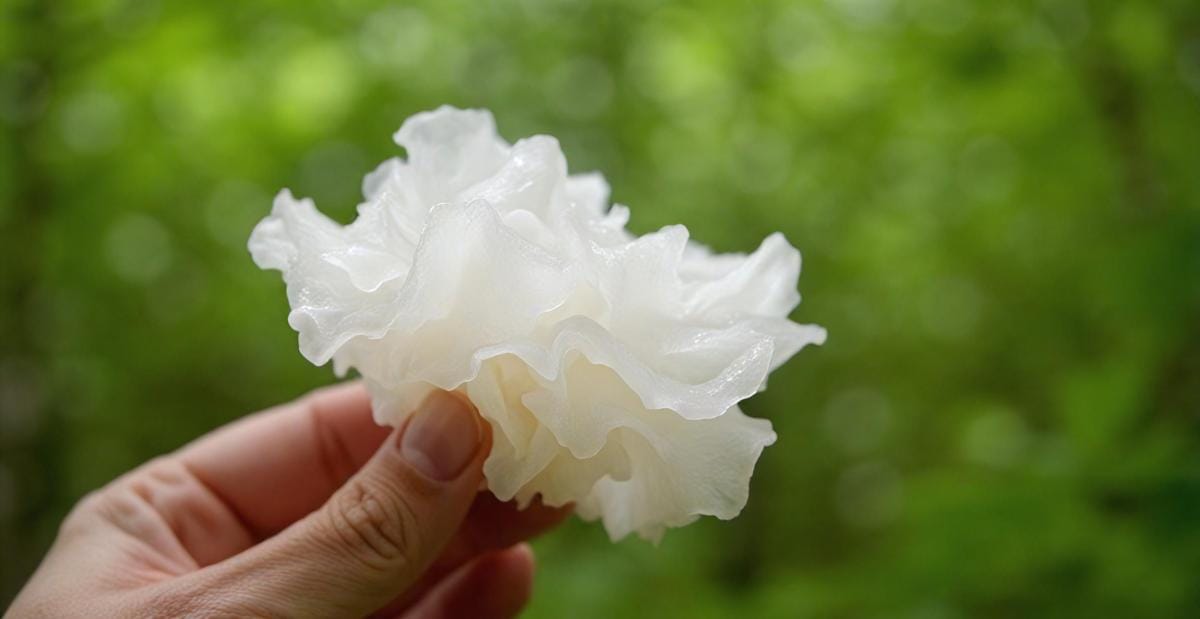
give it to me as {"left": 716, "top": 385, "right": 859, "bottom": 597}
{"left": 193, "top": 390, "right": 488, "bottom": 618}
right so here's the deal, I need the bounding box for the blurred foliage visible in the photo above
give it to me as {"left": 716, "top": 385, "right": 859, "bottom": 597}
{"left": 3, "top": 0, "right": 1200, "bottom": 616}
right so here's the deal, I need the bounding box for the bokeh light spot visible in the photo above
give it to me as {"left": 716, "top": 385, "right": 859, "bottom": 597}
{"left": 59, "top": 90, "right": 125, "bottom": 154}
{"left": 823, "top": 388, "right": 892, "bottom": 455}
{"left": 961, "top": 405, "right": 1030, "bottom": 468}
{"left": 835, "top": 461, "right": 904, "bottom": 528}
{"left": 273, "top": 42, "right": 358, "bottom": 134}
{"left": 105, "top": 213, "right": 173, "bottom": 284}
{"left": 359, "top": 6, "right": 432, "bottom": 70}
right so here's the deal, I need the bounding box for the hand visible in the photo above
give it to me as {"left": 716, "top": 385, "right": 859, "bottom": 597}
{"left": 7, "top": 383, "right": 569, "bottom": 618}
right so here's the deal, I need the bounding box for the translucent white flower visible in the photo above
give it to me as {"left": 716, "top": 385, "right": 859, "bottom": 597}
{"left": 249, "top": 106, "right": 826, "bottom": 541}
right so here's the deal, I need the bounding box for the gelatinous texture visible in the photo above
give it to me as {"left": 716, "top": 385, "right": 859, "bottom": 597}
{"left": 249, "top": 107, "right": 826, "bottom": 541}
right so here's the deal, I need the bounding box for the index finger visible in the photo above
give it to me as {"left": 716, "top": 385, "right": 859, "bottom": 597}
{"left": 178, "top": 381, "right": 391, "bottom": 538}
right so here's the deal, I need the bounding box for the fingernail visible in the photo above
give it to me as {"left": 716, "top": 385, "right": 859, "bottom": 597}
{"left": 400, "top": 391, "right": 480, "bottom": 481}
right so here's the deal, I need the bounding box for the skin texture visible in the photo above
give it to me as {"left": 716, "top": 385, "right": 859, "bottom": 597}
{"left": 5, "top": 382, "right": 570, "bottom": 618}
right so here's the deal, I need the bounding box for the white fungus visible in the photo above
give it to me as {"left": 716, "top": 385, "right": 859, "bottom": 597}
{"left": 249, "top": 106, "right": 825, "bottom": 541}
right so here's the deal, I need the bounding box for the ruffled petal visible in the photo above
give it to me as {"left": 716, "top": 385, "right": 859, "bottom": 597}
{"left": 392, "top": 106, "right": 509, "bottom": 205}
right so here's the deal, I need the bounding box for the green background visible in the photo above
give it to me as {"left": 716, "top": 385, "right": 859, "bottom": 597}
{"left": 4, "top": 0, "right": 1200, "bottom": 616}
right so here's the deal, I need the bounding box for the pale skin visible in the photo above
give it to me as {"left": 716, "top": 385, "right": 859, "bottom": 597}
{"left": 6, "top": 382, "right": 570, "bottom": 618}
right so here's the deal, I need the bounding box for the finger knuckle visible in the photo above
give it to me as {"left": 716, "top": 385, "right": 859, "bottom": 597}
{"left": 325, "top": 479, "right": 418, "bottom": 572}
{"left": 58, "top": 487, "right": 125, "bottom": 542}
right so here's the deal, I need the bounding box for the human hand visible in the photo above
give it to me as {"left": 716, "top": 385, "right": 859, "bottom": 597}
{"left": 6, "top": 383, "right": 569, "bottom": 618}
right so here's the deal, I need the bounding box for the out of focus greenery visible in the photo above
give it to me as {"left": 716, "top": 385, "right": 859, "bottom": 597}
{"left": 3, "top": 0, "right": 1200, "bottom": 616}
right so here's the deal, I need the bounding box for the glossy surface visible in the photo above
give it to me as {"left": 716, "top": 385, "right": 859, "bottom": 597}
{"left": 250, "top": 107, "right": 824, "bottom": 541}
